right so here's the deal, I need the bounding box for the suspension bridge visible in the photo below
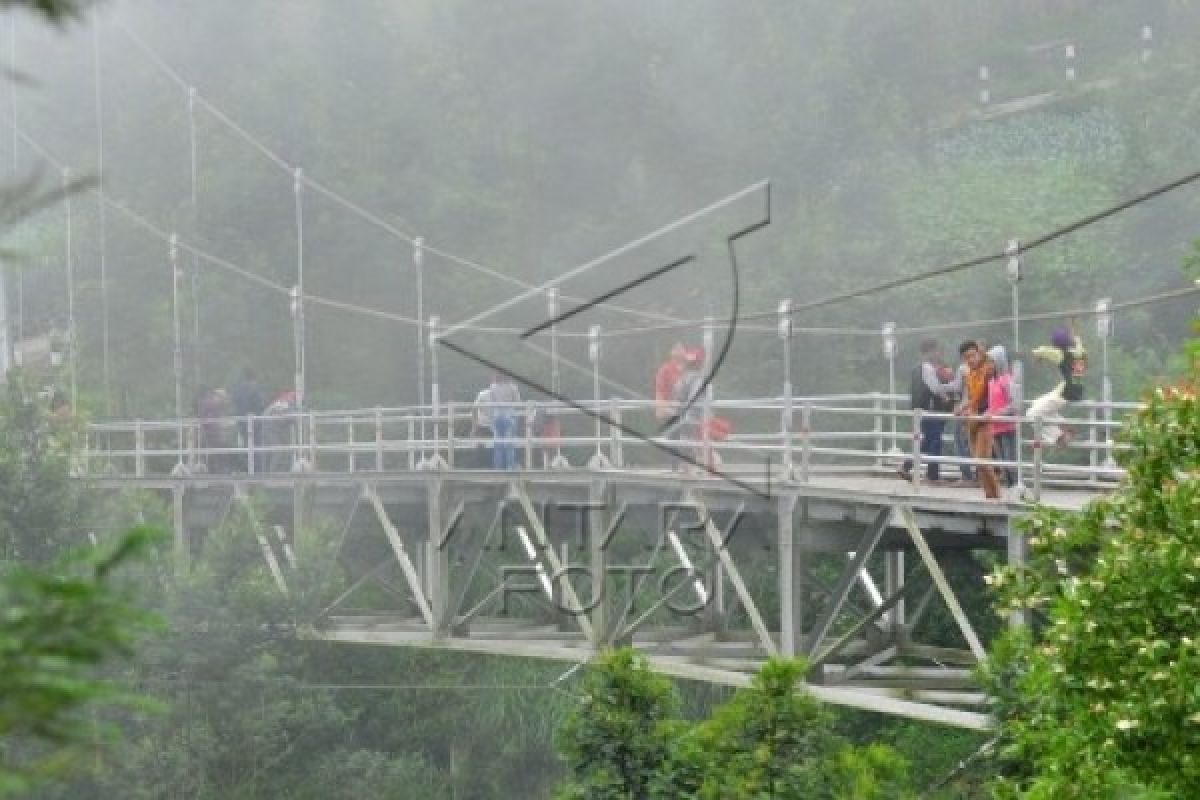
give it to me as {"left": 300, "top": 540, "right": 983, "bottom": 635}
{"left": 78, "top": 389, "right": 1142, "bottom": 731}
{"left": 7, "top": 15, "right": 1200, "bottom": 733}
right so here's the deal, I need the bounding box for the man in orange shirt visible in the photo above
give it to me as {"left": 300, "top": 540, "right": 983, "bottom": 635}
{"left": 956, "top": 340, "right": 999, "bottom": 499}
{"left": 654, "top": 343, "right": 688, "bottom": 424}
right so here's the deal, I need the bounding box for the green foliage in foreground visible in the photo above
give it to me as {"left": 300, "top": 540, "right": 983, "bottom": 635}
{"left": 983, "top": 358, "right": 1200, "bottom": 797}
{"left": 556, "top": 650, "right": 912, "bottom": 799}
{"left": 0, "top": 527, "right": 161, "bottom": 797}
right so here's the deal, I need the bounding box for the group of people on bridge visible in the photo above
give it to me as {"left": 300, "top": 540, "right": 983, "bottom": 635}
{"left": 194, "top": 368, "right": 298, "bottom": 473}
{"left": 902, "top": 326, "right": 1088, "bottom": 499}
{"left": 177, "top": 325, "right": 1087, "bottom": 490}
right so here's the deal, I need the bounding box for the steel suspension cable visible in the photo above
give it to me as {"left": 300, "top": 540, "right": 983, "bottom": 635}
{"left": 895, "top": 284, "right": 1200, "bottom": 337}
{"left": 91, "top": 15, "right": 112, "bottom": 412}
{"left": 111, "top": 17, "right": 688, "bottom": 328}
{"left": 743, "top": 166, "right": 1200, "bottom": 325}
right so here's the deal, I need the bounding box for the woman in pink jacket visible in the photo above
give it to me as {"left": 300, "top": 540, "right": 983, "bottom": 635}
{"left": 986, "top": 346, "right": 1017, "bottom": 488}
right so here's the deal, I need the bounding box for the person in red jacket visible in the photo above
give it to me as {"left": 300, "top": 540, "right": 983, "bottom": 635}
{"left": 654, "top": 343, "right": 688, "bottom": 424}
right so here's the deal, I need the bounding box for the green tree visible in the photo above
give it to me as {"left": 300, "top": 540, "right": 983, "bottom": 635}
{"left": 983, "top": 336, "right": 1200, "bottom": 796}
{"left": 555, "top": 649, "right": 681, "bottom": 800}
{"left": 680, "top": 659, "right": 910, "bottom": 799}
{"left": 0, "top": 378, "right": 87, "bottom": 564}
{"left": 0, "top": 526, "right": 160, "bottom": 796}
{"left": 556, "top": 651, "right": 914, "bottom": 799}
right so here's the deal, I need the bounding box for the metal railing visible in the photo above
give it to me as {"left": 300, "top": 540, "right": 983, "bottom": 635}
{"left": 80, "top": 392, "right": 1140, "bottom": 502}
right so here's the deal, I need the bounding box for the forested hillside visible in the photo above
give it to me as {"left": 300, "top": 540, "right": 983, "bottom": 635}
{"left": 9, "top": 0, "right": 1200, "bottom": 415}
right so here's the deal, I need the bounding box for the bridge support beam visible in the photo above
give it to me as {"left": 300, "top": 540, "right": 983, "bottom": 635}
{"left": 172, "top": 485, "right": 188, "bottom": 572}
{"left": 778, "top": 494, "right": 802, "bottom": 657}
{"left": 93, "top": 469, "right": 1067, "bottom": 732}
{"left": 689, "top": 490, "right": 778, "bottom": 658}
{"left": 1006, "top": 519, "right": 1030, "bottom": 628}
{"left": 367, "top": 486, "right": 434, "bottom": 629}
{"left": 884, "top": 549, "right": 905, "bottom": 638}
{"left": 426, "top": 479, "right": 465, "bottom": 638}
{"left": 589, "top": 478, "right": 613, "bottom": 647}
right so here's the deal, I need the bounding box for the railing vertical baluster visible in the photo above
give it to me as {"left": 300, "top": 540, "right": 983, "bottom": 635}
{"left": 347, "top": 416, "right": 355, "bottom": 473}
{"left": 911, "top": 408, "right": 923, "bottom": 494}
{"left": 800, "top": 402, "right": 812, "bottom": 483}
{"left": 873, "top": 393, "right": 884, "bottom": 469}
{"left": 135, "top": 420, "right": 145, "bottom": 478}
{"left": 525, "top": 400, "right": 535, "bottom": 469}
{"left": 1087, "top": 405, "right": 1098, "bottom": 483}
{"left": 374, "top": 408, "right": 384, "bottom": 472}
{"left": 1012, "top": 358, "right": 1026, "bottom": 498}
{"left": 610, "top": 401, "right": 623, "bottom": 468}
{"left": 308, "top": 413, "right": 318, "bottom": 471}
{"left": 247, "top": 415, "right": 256, "bottom": 476}
{"left": 1032, "top": 418, "right": 1044, "bottom": 502}
{"left": 782, "top": 390, "right": 794, "bottom": 479}
{"left": 407, "top": 416, "right": 416, "bottom": 471}
{"left": 445, "top": 404, "right": 456, "bottom": 469}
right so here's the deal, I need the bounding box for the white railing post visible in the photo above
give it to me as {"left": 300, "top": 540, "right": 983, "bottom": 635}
{"left": 800, "top": 402, "right": 812, "bottom": 483}
{"left": 882, "top": 323, "right": 901, "bottom": 457}
{"left": 525, "top": 400, "right": 535, "bottom": 469}
{"left": 609, "top": 399, "right": 623, "bottom": 468}
{"left": 308, "top": 413, "right": 318, "bottom": 471}
{"left": 872, "top": 393, "right": 884, "bottom": 468}
{"left": 778, "top": 299, "right": 793, "bottom": 478}
{"left": 445, "top": 403, "right": 456, "bottom": 469}
{"left": 911, "top": 408, "right": 923, "bottom": 493}
{"left": 1096, "top": 298, "right": 1116, "bottom": 470}
{"left": 247, "top": 415, "right": 256, "bottom": 476}
{"left": 135, "top": 420, "right": 145, "bottom": 478}
{"left": 587, "top": 325, "right": 610, "bottom": 469}
{"left": 1011, "top": 358, "right": 1027, "bottom": 499}
{"left": 428, "top": 314, "right": 447, "bottom": 470}
{"left": 1031, "top": 417, "right": 1044, "bottom": 503}
{"left": 374, "top": 408, "right": 384, "bottom": 472}
{"left": 1087, "top": 405, "right": 1098, "bottom": 483}
{"left": 81, "top": 427, "right": 91, "bottom": 476}
{"left": 346, "top": 416, "right": 355, "bottom": 473}
{"left": 407, "top": 416, "right": 416, "bottom": 471}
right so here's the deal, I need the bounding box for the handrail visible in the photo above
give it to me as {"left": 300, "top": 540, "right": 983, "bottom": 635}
{"left": 80, "top": 391, "right": 1142, "bottom": 499}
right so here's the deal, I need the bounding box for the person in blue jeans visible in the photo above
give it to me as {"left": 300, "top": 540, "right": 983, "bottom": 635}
{"left": 901, "top": 339, "right": 957, "bottom": 483}
{"left": 488, "top": 374, "right": 521, "bottom": 470}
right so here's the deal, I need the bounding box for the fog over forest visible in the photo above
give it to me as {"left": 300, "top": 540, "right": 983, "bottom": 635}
{"left": 3, "top": 2, "right": 1200, "bottom": 798}
{"left": 10, "top": 0, "right": 1199, "bottom": 415}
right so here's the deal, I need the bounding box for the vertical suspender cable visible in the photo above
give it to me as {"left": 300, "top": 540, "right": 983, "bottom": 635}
{"left": 169, "top": 233, "right": 185, "bottom": 473}
{"left": 293, "top": 167, "right": 306, "bottom": 411}
{"left": 92, "top": 16, "right": 112, "bottom": 413}
{"left": 1006, "top": 239, "right": 1021, "bottom": 354}
{"left": 187, "top": 86, "right": 201, "bottom": 392}
{"left": 63, "top": 167, "right": 78, "bottom": 408}
{"left": 413, "top": 236, "right": 425, "bottom": 450}
{"left": 1, "top": 18, "right": 16, "bottom": 374}
{"left": 547, "top": 287, "right": 560, "bottom": 396}
{"left": 15, "top": 263, "right": 22, "bottom": 346}
{"left": 8, "top": 18, "right": 14, "bottom": 174}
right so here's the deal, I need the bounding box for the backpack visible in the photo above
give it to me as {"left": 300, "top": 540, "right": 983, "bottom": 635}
{"left": 911, "top": 365, "right": 954, "bottom": 413}
{"left": 1059, "top": 347, "right": 1087, "bottom": 403}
